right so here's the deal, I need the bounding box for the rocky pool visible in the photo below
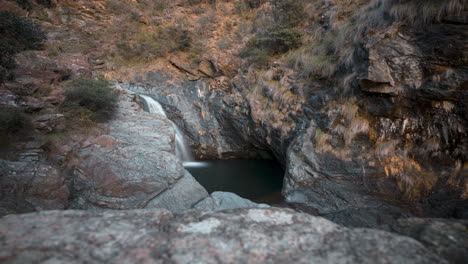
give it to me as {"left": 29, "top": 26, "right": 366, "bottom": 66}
{"left": 184, "top": 159, "right": 284, "bottom": 204}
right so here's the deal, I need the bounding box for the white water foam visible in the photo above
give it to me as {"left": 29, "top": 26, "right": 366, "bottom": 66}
{"left": 139, "top": 94, "right": 194, "bottom": 162}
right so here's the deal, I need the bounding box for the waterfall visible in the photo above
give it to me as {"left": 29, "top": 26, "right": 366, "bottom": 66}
{"left": 139, "top": 94, "right": 194, "bottom": 162}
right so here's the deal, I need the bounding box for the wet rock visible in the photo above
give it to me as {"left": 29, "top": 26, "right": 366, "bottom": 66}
{"left": 387, "top": 218, "right": 468, "bottom": 264}
{"left": 0, "top": 159, "right": 69, "bottom": 217}
{"left": 70, "top": 88, "right": 208, "bottom": 211}
{"left": 193, "top": 191, "right": 268, "bottom": 211}
{"left": 121, "top": 79, "right": 264, "bottom": 160}
{"left": 32, "top": 114, "right": 65, "bottom": 132}
{"left": 0, "top": 208, "right": 446, "bottom": 263}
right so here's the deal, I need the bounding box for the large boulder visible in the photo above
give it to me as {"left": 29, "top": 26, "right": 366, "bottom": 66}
{"left": 145, "top": 171, "right": 208, "bottom": 213}
{"left": 0, "top": 208, "right": 447, "bottom": 263}
{"left": 69, "top": 88, "right": 208, "bottom": 211}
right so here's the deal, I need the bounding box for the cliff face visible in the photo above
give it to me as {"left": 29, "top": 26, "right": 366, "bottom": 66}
{"left": 280, "top": 18, "right": 468, "bottom": 227}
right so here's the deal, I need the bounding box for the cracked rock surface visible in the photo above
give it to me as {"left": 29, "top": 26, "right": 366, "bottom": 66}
{"left": 0, "top": 208, "right": 446, "bottom": 264}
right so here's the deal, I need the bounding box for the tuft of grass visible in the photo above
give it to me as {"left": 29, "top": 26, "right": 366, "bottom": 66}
{"left": 197, "top": 14, "right": 217, "bottom": 36}
{"left": 217, "top": 38, "right": 231, "bottom": 50}
{"left": 270, "top": 0, "right": 305, "bottom": 27}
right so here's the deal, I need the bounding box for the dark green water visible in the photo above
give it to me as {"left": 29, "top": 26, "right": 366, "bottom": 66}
{"left": 184, "top": 160, "right": 284, "bottom": 204}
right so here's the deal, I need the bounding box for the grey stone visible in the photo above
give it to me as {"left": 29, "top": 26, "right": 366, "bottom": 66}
{"left": 387, "top": 218, "right": 468, "bottom": 264}
{"left": 0, "top": 208, "right": 446, "bottom": 264}
{"left": 145, "top": 170, "right": 209, "bottom": 213}
{"left": 193, "top": 191, "right": 269, "bottom": 211}
{"left": 33, "top": 114, "right": 65, "bottom": 132}
{"left": 18, "top": 96, "right": 48, "bottom": 112}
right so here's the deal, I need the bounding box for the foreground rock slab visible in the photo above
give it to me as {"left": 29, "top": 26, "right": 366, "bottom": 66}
{"left": 0, "top": 208, "right": 446, "bottom": 264}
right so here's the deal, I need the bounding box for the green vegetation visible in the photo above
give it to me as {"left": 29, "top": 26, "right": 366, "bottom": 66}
{"left": 64, "top": 78, "right": 118, "bottom": 122}
{"left": 197, "top": 14, "right": 218, "bottom": 35}
{"left": 243, "top": 47, "right": 270, "bottom": 68}
{"left": 0, "top": 11, "right": 46, "bottom": 84}
{"left": 244, "top": 26, "right": 302, "bottom": 56}
{"left": 217, "top": 38, "right": 231, "bottom": 50}
{"left": 241, "top": 0, "right": 304, "bottom": 67}
{"left": 235, "top": 0, "right": 264, "bottom": 14}
{"left": 0, "top": 106, "right": 32, "bottom": 146}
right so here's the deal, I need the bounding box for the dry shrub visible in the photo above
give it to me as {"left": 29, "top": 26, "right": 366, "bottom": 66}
{"left": 64, "top": 78, "right": 118, "bottom": 122}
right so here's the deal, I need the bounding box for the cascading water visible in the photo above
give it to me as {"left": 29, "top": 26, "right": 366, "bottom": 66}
{"left": 139, "top": 94, "right": 194, "bottom": 162}
{"left": 139, "top": 95, "right": 285, "bottom": 205}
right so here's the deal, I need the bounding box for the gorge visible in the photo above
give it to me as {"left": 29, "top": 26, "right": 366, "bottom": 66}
{"left": 140, "top": 93, "right": 285, "bottom": 204}
{"left": 0, "top": 0, "right": 467, "bottom": 263}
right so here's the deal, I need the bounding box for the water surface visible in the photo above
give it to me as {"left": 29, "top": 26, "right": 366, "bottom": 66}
{"left": 184, "top": 159, "right": 284, "bottom": 204}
